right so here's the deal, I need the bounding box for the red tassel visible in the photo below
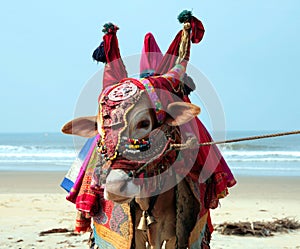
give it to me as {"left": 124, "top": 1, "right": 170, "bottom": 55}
{"left": 190, "top": 16, "right": 205, "bottom": 44}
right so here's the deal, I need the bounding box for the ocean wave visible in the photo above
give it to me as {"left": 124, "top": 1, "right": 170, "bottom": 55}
{"left": 231, "top": 166, "right": 300, "bottom": 171}
{"left": 219, "top": 143, "right": 269, "bottom": 151}
{"left": 0, "top": 159, "right": 73, "bottom": 163}
{"left": 227, "top": 158, "right": 300, "bottom": 162}
{"left": 0, "top": 145, "right": 73, "bottom": 151}
{"left": 0, "top": 152, "right": 76, "bottom": 158}
{"left": 222, "top": 150, "right": 300, "bottom": 162}
{"left": 223, "top": 150, "right": 300, "bottom": 157}
{"left": 0, "top": 144, "right": 76, "bottom": 159}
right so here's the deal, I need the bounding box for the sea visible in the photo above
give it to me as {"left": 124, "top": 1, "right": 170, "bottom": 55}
{"left": 0, "top": 131, "right": 299, "bottom": 176}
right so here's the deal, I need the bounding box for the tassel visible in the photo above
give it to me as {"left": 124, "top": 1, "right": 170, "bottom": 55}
{"left": 92, "top": 41, "right": 106, "bottom": 63}
{"left": 92, "top": 22, "right": 119, "bottom": 63}
{"left": 176, "top": 22, "right": 191, "bottom": 64}
{"left": 177, "top": 10, "right": 192, "bottom": 24}
{"left": 102, "top": 22, "right": 119, "bottom": 34}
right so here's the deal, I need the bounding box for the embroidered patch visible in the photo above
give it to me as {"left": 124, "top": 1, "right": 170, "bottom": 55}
{"left": 108, "top": 81, "right": 138, "bottom": 101}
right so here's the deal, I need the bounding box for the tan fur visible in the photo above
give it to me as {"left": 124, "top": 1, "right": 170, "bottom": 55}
{"left": 134, "top": 187, "right": 176, "bottom": 249}
{"left": 135, "top": 197, "right": 150, "bottom": 211}
{"left": 166, "top": 102, "right": 200, "bottom": 126}
{"left": 61, "top": 116, "right": 98, "bottom": 138}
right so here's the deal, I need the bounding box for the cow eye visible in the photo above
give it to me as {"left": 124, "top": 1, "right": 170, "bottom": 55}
{"left": 137, "top": 120, "right": 150, "bottom": 129}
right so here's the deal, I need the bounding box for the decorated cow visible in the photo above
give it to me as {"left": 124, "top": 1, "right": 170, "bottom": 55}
{"left": 61, "top": 10, "right": 236, "bottom": 249}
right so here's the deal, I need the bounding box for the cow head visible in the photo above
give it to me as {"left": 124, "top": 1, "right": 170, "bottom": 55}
{"left": 62, "top": 78, "right": 200, "bottom": 203}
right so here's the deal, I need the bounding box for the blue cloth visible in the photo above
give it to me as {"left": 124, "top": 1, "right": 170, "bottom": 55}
{"left": 60, "top": 137, "right": 96, "bottom": 192}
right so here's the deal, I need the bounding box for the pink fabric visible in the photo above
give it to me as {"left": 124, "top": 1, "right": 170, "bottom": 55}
{"left": 156, "top": 30, "right": 185, "bottom": 75}
{"left": 102, "top": 29, "right": 128, "bottom": 88}
{"left": 140, "top": 33, "right": 163, "bottom": 74}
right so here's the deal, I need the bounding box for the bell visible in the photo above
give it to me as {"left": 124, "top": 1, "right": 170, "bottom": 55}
{"left": 146, "top": 215, "right": 156, "bottom": 226}
{"left": 137, "top": 211, "right": 148, "bottom": 231}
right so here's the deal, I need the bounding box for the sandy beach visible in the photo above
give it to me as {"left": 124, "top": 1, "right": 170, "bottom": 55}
{"left": 0, "top": 171, "right": 299, "bottom": 249}
{"left": 210, "top": 176, "right": 300, "bottom": 249}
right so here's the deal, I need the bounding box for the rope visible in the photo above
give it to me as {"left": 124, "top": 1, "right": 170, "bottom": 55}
{"left": 176, "top": 22, "right": 191, "bottom": 64}
{"left": 171, "top": 130, "right": 300, "bottom": 149}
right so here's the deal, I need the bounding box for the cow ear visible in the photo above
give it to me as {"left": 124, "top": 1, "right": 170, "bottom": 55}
{"left": 165, "top": 102, "right": 200, "bottom": 126}
{"left": 61, "top": 116, "right": 98, "bottom": 138}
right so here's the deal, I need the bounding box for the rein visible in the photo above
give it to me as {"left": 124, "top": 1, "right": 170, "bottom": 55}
{"left": 97, "top": 130, "right": 300, "bottom": 184}
{"left": 171, "top": 130, "right": 300, "bottom": 149}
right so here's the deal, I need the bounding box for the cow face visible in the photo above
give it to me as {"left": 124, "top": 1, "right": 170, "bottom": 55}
{"left": 62, "top": 81, "right": 200, "bottom": 203}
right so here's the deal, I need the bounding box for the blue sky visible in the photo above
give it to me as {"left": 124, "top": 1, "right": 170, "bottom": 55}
{"left": 0, "top": 0, "right": 299, "bottom": 132}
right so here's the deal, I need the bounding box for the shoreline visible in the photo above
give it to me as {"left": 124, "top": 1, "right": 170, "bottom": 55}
{"left": 0, "top": 171, "right": 67, "bottom": 193}
{"left": 0, "top": 170, "right": 299, "bottom": 191}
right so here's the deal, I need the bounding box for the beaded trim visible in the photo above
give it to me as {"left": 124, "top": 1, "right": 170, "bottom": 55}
{"left": 121, "top": 137, "right": 151, "bottom": 154}
{"left": 156, "top": 64, "right": 185, "bottom": 93}
{"left": 140, "top": 78, "right": 165, "bottom": 124}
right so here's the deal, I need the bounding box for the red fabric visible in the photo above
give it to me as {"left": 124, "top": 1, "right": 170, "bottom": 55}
{"left": 207, "top": 211, "right": 214, "bottom": 234}
{"left": 140, "top": 33, "right": 163, "bottom": 74}
{"left": 74, "top": 147, "right": 100, "bottom": 216}
{"left": 156, "top": 16, "right": 205, "bottom": 75}
{"left": 111, "top": 158, "right": 144, "bottom": 172}
{"left": 75, "top": 166, "right": 99, "bottom": 216}
{"left": 187, "top": 117, "right": 236, "bottom": 209}
{"left": 173, "top": 77, "right": 236, "bottom": 207}
{"left": 156, "top": 30, "right": 188, "bottom": 75}
{"left": 75, "top": 211, "right": 91, "bottom": 233}
{"left": 190, "top": 16, "right": 205, "bottom": 44}
{"left": 103, "top": 30, "right": 127, "bottom": 88}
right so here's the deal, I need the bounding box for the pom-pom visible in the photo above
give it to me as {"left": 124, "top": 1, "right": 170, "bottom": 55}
{"left": 177, "top": 10, "right": 192, "bottom": 23}
{"left": 92, "top": 41, "right": 106, "bottom": 63}
{"left": 102, "top": 22, "right": 119, "bottom": 34}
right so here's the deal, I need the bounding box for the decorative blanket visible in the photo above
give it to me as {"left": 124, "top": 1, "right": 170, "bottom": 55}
{"left": 93, "top": 200, "right": 133, "bottom": 249}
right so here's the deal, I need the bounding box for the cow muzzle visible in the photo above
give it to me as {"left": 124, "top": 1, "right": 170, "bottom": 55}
{"left": 104, "top": 169, "right": 140, "bottom": 203}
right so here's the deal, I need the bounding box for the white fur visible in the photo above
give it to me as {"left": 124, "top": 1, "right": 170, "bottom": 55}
{"left": 105, "top": 169, "right": 140, "bottom": 200}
